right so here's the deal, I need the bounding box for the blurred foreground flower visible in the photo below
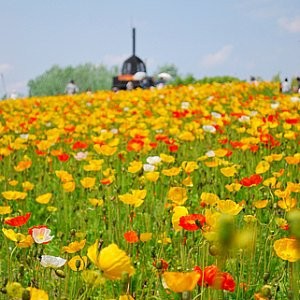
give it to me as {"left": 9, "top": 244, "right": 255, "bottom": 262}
{"left": 162, "top": 271, "right": 200, "bottom": 293}
{"left": 273, "top": 238, "right": 300, "bottom": 262}
{"left": 87, "top": 242, "right": 135, "bottom": 280}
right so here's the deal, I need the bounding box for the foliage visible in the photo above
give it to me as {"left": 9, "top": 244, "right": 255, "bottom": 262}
{"left": 28, "top": 63, "right": 118, "bottom": 96}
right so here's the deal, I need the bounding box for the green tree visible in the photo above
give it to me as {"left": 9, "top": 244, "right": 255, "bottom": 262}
{"left": 154, "top": 63, "right": 179, "bottom": 78}
{"left": 28, "top": 64, "right": 118, "bottom": 96}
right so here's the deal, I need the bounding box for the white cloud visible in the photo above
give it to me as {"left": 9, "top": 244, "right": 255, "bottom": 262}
{"left": 0, "top": 63, "right": 13, "bottom": 73}
{"left": 278, "top": 16, "right": 300, "bottom": 33}
{"left": 200, "top": 45, "right": 233, "bottom": 68}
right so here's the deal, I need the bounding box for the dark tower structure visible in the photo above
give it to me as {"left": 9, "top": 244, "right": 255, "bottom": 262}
{"left": 112, "top": 28, "right": 152, "bottom": 90}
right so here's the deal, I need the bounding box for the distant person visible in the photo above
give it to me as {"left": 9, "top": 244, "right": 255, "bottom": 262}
{"left": 250, "top": 76, "right": 258, "bottom": 86}
{"left": 65, "top": 80, "right": 79, "bottom": 95}
{"left": 297, "top": 77, "right": 300, "bottom": 93}
{"left": 281, "top": 78, "right": 290, "bottom": 93}
{"left": 126, "top": 81, "right": 134, "bottom": 91}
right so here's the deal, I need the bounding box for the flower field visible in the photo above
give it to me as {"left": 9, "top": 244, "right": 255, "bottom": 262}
{"left": 0, "top": 82, "right": 299, "bottom": 300}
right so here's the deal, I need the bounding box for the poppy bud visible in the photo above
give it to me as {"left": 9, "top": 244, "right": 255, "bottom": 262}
{"left": 209, "top": 244, "right": 220, "bottom": 256}
{"left": 55, "top": 269, "right": 66, "bottom": 278}
{"left": 263, "top": 272, "right": 270, "bottom": 283}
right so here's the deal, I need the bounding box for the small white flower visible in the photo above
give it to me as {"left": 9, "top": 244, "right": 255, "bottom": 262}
{"left": 238, "top": 115, "right": 250, "bottom": 123}
{"left": 86, "top": 102, "right": 92, "bottom": 107}
{"left": 110, "top": 128, "right": 118, "bottom": 134}
{"left": 100, "top": 129, "right": 107, "bottom": 133}
{"left": 206, "top": 96, "right": 214, "bottom": 101}
{"left": 202, "top": 125, "right": 216, "bottom": 133}
{"left": 211, "top": 112, "right": 222, "bottom": 118}
{"left": 123, "top": 107, "right": 129, "bottom": 111}
{"left": 181, "top": 102, "right": 190, "bottom": 109}
{"left": 74, "top": 151, "right": 88, "bottom": 161}
{"left": 40, "top": 255, "right": 66, "bottom": 268}
{"left": 45, "top": 122, "right": 52, "bottom": 127}
{"left": 271, "top": 102, "right": 280, "bottom": 109}
{"left": 205, "top": 150, "right": 215, "bottom": 157}
{"left": 290, "top": 96, "right": 299, "bottom": 103}
{"left": 146, "top": 156, "right": 161, "bottom": 165}
{"left": 20, "top": 134, "right": 29, "bottom": 139}
{"left": 249, "top": 110, "right": 258, "bottom": 116}
{"left": 143, "top": 164, "right": 155, "bottom": 172}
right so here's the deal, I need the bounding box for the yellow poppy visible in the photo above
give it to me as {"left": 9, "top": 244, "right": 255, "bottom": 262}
{"left": 55, "top": 170, "right": 73, "bottom": 182}
{"left": 2, "top": 191, "right": 27, "bottom": 200}
{"left": 145, "top": 172, "right": 160, "bottom": 182}
{"left": 273, "top": 238, "right": 300, "bottom": 262}
{"left": 253, "top": 200, "right": 268, "bottom": 209}
{"left": 160, "top": 153, "right": 175, "bottom": 163}
{"left": 36, "top": 193, "right": 52, "bottom": 204}
{"left": 217, "top": 200, "right": 243, "bottom": 215}
{"left": 172, "top": 206, "right": 189, "bottom": 231}
{"left": 167, "top": 187, "right": 188, "bottom": 205}
{"left": 62, "top": 181, "right": 76, "bottom": 192}
{"left": 200, "top": 192, "right": 219, "bottom": 206}
{"left": 94, "top": 144, "right": 117, "bottom": 156}
{"left": 162, "top": 167, "right": 181, "bottom": 177}
{"left": 225, "top": 183, "right": 242, "bottom": 192}
{"left": 68, "top": 255, "right": 87, "bottom": 271}
{"left": 87, "top": 242, "right": 135, "bottom": 280}
{"left": 22, "top": 181, "right": 34, "bottom": 191}
{"left": 220, "top": 166, "right": 238, "bottom": 177}
{"left": 119, "top": 295, "right": 135, "bottom": 300}
{"left": 255, "top": 161, "right": 270, "bottom": 174}
{"left": 181, "top": 161, "right": 198, "bottom": 173}
{"left": 140, "top": 232, "right": 152, "bottom": 242}
{"left": 26, "top": 287, "right": 49, "bottom": 300}
{"left": 277, "top": 197, "right": 297, "bottom": 211}
{"left": 182, "top": 175, "right": 193, "bottom": 187}
{"left": 0, "top": 206, "right": 12, "bottom": 215}
{"left": 285, "top": 156, "right": 299, "bottom": 165}
{"left": 89, "top": 198, "right": 104, "bottom": 207}
{"left": 128, "top": 160, "right": 143, "bottom": 173}
{"left": 80, "top": 177, "right": 96, "bottom": 188}
{"left": 14, "top": 159, "right": 32, "bottom": 172}
{"left": 63, "top": 239, "right": 86, "bottom": 253}
{"left": 118, "top": 190, "right": 146, "bottom": 208}
{"left": 163, "top": 271, "right": 200, "bottom": 293}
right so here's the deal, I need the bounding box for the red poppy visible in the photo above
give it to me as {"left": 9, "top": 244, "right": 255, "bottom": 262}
{"left": 203, "top": 265, "right": 235, "bottom": 292}
{"left": 4, "top": 212, "right": 31, "bottom": 227}
{"left": 100, "top": 178, "right": 113, "bottom": 185}
{"left": 57, "top": 153, "right": 70, "bottom": 162}
{"left": 179, "top": 214, "right": 206, "bottom": 231}
{"left": 259, "top": 133, "right": 280, "bottom": 148}
{"left": 169, "top": 144, "right": 179, "bottom": 152}
{"left": 285, "top": 118, "right": 299, "bottom": 125}
{"left": 240, "top": 174, "right": 263, "bottom": 187}
{"left": 28, "top": 224, "right": 48, "bottom": 236}
{"left": 72, "top": 141, "right": 88, "bottom": 150}
{"left": 249, "top": 145, "right": 259, "bottom": 153}
{"left": 124, "top": 230, "right": 139, "bottom": 243}
{"left": 126, "top": 138, "right": 144, "bottom": 152}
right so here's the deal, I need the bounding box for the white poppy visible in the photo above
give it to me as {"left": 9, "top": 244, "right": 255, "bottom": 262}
{"left": 202, "top": 125, "right": 216, "bottom": 133}
{"left": 40, "top": 255, "right": 67, "bottom": 268}
{"left": 146, "top": 156, "right": 161, "bottom": 165}
{"left": 143, "top": 164, "right": 155, "bottom": 172}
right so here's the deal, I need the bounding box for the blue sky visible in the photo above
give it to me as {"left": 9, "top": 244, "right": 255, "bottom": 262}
{"left": 0, "top": 0, "right": 300, "bottom": 96}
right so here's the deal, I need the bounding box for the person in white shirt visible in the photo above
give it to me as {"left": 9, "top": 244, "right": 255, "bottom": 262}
{"left": 281, "top": 78, "right": 290, "bottom": 93}
{"left": 65, "top": 80, "right": 79, "bottom": 95}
